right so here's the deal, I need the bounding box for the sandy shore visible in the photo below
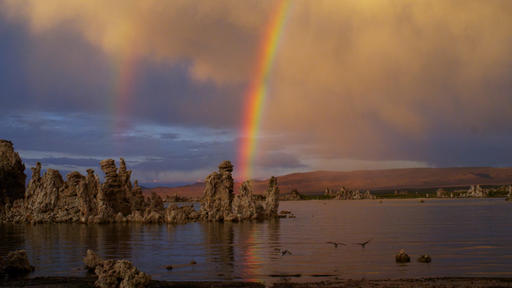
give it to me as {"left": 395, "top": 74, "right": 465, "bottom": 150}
{"left": 2, "top": 277, "right": 512, "bottom": 288}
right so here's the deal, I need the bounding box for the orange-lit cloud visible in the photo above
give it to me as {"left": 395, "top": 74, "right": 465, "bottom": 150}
{"left": 2, "top": 0, "right": 512, "bottom": 172}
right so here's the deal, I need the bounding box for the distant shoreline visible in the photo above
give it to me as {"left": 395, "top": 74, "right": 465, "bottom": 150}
{"left": 2, "top": 276, "right": 512, "bottom": 288}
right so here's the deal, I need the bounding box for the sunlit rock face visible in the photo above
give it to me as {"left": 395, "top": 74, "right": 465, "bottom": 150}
{"left": 100, "top": 159, "right": 131, "bottom": 216}
{"left": 1, "top": 152, "right": 151, "bottom": 223}
{"left": 165, "top": 204, "right": 199, "bottom": 224}
{"left": 1, "top": 140, "right": 281, "bottom": 224}
{"left": 0, "top": 140, "right": 26, "bottom": 207}
{"left": 200, "top": 161, "right": 235, "bottom": 221}
{"left": 232, "top": 181, "right": 261, "bottom": 221}
{"left": 130, "top": 180, "right": 146, "bottom": 212}
{"left": 264, "top": 176, "right": 279, "bottom": 217}
{"left": 23, "top": 164, "right": 102, "bottom": 223}
{"left": 83, "top": 250, "right": 151, "bottom": 288}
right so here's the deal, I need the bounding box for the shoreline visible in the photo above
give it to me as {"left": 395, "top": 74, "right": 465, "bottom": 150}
{"left": 2, "top": 276, "right": 512, "bottom": 288}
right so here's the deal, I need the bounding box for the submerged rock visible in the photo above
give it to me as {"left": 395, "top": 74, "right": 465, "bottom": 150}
{"left": 417, "top": 254, "right": 432, "bottom": 263}
{"left": 395, "top": 249, "right": 411, "bottom": 263}
{"left": 83, "top": 250, "right": 151, "bottom": 288}
{"left": 83, "top": 249, "right": 103, "bottom": 272}
{"left": 0, "top": 140, "right": 26, "bottom": 207}
{"left": 0, "top": 250, "right": 34, "bottom": 276}
{"left": 94, "top": 259, "right": 151, "bottom": 288}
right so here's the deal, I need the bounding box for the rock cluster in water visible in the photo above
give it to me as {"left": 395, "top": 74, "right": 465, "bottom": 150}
{"left": 436, "top": 185, "right": 512, "bottom": 199}
{"left": 463, "top": 185, "right": 488, "bottom": 198}
{"left": 0, "top": 140, "right": 280, "bottom": 224}
{"left": 280, "top": 188, "right": 304, "bottom": 201}
{"left": 395, "top": 249, "right": 411, "bottom": 263}
{"left": 324, "top": 187, "right": 376, "bottom": 200}
{"left": 83, "top": 250, "right": 151, "bottom": 288}
{"left": 200, "top": 162, "right": 279, "bottom": 221}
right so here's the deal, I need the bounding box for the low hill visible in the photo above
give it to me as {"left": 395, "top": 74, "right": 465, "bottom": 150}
{"left": 144, "top": 167, "right": 512, "bottom": 198}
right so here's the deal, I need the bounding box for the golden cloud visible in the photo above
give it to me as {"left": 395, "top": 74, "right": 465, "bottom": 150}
{"left": 2, "top": 0, "right": 511, "bottom": 164}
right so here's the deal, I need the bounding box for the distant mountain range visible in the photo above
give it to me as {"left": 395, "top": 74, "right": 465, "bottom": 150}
{"left": 143, "top": 167, "right": 512, "bottom": 198}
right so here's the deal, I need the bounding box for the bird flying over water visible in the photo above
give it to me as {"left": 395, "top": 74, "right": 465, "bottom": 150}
{"left": 353, "top": 239, "right": 372, "bottom": 248}
{"left": 281, "top": 249, "right": 292, "bottom": 256}
{"left": 326, "top": 241, "right": 346, "bottom": 248}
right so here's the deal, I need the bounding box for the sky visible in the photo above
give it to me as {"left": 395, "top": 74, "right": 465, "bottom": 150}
{"left": 1, "top": 0, "right": 511, "bottom": 186}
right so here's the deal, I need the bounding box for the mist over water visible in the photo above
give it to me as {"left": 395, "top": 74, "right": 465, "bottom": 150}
{"left": 1, "top": 199, "right": 512, "bottom": 283}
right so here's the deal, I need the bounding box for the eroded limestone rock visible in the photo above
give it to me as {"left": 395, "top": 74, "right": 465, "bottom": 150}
{"left": 24, "top": 167, "right": 63, "bottom": 222}
{"left": 23, "top": 164, "right": 104, "bottom": 223}
{"left": 0, "top": 140, "right": 26, "bottom": 207}
{"left": 200, "top": 161, "right": 234, "bottom": 221}
{"left": 264, "top": 176, "right": 279, "bottom": 217}
{"left": 83, "top": 249, "right": 103, "bottom": 272}
{"left": 100, "top": 159, "right": 131, "bottom": 216}
{"left": 84, "top": 250, "right": 151, "bottom": 288}
{"left": 1, "top": 142, "right": 279, "bottom": 225}
{"left": 165, "top": 204, "right": 199, "bottom": 224}
{"left": 232, "top": 181, "right": 261, "bottom": 221}
{"left": 417, "top": 254, "right": 432, "bottom": 263}
{"left": 395, "top": 249, "right": 411, "bottom": 263}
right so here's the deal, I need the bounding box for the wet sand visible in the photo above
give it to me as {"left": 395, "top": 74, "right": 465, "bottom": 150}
{"left": 2, "top": 277, "right": 512, "bottom": 288}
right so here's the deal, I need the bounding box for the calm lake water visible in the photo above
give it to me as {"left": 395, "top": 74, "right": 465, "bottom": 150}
{"left": 1, "top": 199, "right": 512, "bottom": 283}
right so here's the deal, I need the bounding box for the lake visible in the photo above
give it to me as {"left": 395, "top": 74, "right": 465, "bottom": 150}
{"left": 1, "top": 199, "right": 512, "bottom": 284}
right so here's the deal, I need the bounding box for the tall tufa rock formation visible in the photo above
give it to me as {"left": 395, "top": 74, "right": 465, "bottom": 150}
{"left": 232, "top": 181, "right": 261, "bottom": 221}
{"left": 1, "top": 141, "right": 281, "bottom": 225}
{"left": 200, "top": 161, "right": 235, "bottom": 221}
{"left": 265, "top": 176, "right": 279, "bottom": 217}
{"left": 100, "top": 159, "right": 131, "bottom": 216}
{"left": 4, "top": 156, "right": 152, "bottom": 224}
{"left": 23, "top": 163, "right": 103, "bottom": 223}
{"left": 0, "top": 140, "right": 26, "bottom": 207}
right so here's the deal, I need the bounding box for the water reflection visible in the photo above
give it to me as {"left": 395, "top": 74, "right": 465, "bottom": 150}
{"left": 1, "top": 199, "right": 512, "bottom": 283}
{"left": 202, "top": 222, "right": 235, "bottom": 278}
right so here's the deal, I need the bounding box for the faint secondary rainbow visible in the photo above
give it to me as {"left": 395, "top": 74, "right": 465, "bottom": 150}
{"left": 238, "top": 0, "right": 292, "bottom": 180}
{"left": 111, "top": 50, "right": 138, "bottom": 141}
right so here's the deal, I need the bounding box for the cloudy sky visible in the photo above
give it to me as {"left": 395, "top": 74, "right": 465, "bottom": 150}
{"left": 1, "top": 0, "right": 511, "bottom": 186}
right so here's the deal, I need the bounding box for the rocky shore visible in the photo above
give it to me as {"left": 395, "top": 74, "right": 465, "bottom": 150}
{"left": 1, "top": 276, "right": 512, "bottom": 288}
{"left": 0, "top": 139, "right": 280, "bottom": 225}
{"left": 1, "top": 247, "right": 511, "bottom": 288}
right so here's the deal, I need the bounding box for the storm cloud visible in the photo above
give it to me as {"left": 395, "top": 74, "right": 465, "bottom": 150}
{"left": 1, "top": 0, "right": 511, "bottom": 183}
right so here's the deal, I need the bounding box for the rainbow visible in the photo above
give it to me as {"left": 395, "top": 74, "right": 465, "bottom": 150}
{"left": 238, "top": 0, "right": 292, "bottom": 180}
